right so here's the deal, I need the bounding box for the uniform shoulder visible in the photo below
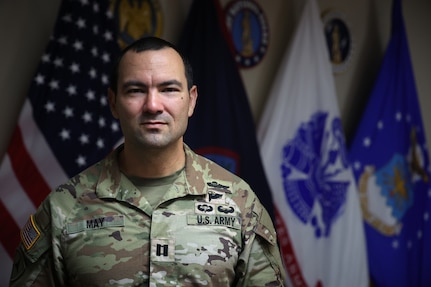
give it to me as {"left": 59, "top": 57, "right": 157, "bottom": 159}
{"left": 47, "top": 153, "right": 111, "bottom": 214}
{"left": 185, "top": 145, "right": 244, "bottom": 184}
{"left": 184, "top": 145, "right": 266, "bottom": 211}
{"left": 55, "top": 148, "right": 118, "bottom": 195}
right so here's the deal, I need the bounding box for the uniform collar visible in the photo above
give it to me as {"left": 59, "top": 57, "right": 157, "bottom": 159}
{"left": 95, "top": 144, "right": 232, "bottom": 204}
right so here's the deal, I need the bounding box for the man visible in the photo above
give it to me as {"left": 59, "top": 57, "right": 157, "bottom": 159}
{"left": 10, "top": 36, "right": 286, "bottom": 286}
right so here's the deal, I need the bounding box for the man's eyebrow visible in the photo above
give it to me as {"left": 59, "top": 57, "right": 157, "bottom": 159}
{"left": 159, "top": 80, "right": 183, "bottom": 88}
{"left": 121, "top": 80, "right": 183, "bottom": 89}
{"left": 122, "top": 80, "right": 147, "bottom": 89}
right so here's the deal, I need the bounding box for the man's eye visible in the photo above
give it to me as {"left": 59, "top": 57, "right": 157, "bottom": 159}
{"left": 127, "top": 88, "right": 144, "bottom": 94}
{"left": 163, "top": 87, "right": 179, "bottom": 93}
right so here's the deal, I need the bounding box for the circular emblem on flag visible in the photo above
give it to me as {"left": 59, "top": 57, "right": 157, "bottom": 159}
{"left": 111, "top": 0, "right": 163, "bottom": 49}
{"left": 322, "top": 10, "right": 353, "bottom": 74}
{"left": 281, "top": 112, "right": 349, "bottom": 238}
{"left": 357, "top": 128, "right": 429, "bottom": 236}
{"left": 358, "top": 156, "right": 411, "bottom": 236}
{"left": 225, "top": 0, "right": 269, "bottom": 68}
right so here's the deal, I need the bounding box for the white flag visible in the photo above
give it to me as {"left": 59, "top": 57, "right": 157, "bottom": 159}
{"left": 258, "top": 0, "right": 368, "bottom": 286}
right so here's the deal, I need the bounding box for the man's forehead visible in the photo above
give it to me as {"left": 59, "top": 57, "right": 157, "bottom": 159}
{"left": 118, "top": 49, "right": 186, "bottom": 84}
{"left": 125, "top": 47, "right": 180, "bottom": 61}
{"left": 119, "top": 48, "right": 184, "bottom": 72}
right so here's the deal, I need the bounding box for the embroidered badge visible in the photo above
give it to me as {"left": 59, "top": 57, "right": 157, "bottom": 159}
{"left": 21, "top": 215, "right": 41, "bottom": 250}
{"left": 195, "top": 202, "right": 215, "bottom": 214}
{"left": 206, "top": 190, "right": 226, "bottom": 204}
{"left": 151, "top": 238, "right": 175, "bottom": 262}
{"left": 216, "top": 205, "right": 235, "bottom": 214}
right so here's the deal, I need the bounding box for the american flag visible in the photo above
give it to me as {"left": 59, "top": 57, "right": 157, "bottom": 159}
{"left": 0, "top": 0, "right": 122, "bottom": 283}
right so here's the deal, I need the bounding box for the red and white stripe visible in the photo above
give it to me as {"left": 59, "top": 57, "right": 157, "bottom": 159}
{"left": 0, "top": 99, "right": 67, "bottom": 284}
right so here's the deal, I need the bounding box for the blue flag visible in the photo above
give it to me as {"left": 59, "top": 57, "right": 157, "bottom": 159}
{"left": 348, "top": 0, "right": 431, "bottom": 286}
{"left": 177, "top": 0, "right": 274, "bottom": 218}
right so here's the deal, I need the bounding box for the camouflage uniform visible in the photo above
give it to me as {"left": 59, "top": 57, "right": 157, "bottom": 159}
{"left": 10, "top": 144, "right": 286, "bottom": 287}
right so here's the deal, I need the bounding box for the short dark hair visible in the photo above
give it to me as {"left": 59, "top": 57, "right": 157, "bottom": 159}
{"left": 109, "top": 36, "right": 193, "bottom": 93}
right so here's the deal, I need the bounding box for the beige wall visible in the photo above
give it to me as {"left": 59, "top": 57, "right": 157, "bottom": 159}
{"left": 0, "top": 0, "right": 430, "bottom": 162}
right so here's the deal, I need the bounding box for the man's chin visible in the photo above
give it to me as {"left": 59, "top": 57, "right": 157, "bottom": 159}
{"left": 137, "top": 137, "right": 170, "bottom": 149}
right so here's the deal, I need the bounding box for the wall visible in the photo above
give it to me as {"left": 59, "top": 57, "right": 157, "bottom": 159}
{"left": 0, "top": 0, "right": 430, "bottom": 161}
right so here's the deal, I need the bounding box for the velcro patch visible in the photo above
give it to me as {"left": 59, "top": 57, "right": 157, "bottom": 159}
{"left": 66, "top": 215, "right": 125, "bottom": 234}
{"left": 187, "top": 214, "right": 241, "bottom": 230}
{"left": 21, "top": 215, "right": 41, "bottom": 250}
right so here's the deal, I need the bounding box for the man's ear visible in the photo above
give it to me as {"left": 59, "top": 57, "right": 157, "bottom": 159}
{"left": 188, "top": 85, "right": 198, "bottom": 117}
{"left": 108, "top": 88, "right": 119, "bottom": 119}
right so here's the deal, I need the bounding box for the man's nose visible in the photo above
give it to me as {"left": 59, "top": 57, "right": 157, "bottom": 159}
{"left": 143, "top": 90, "right": 163, "bottom": 113}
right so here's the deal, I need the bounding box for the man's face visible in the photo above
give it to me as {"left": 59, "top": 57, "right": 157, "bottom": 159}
{"left": 109, "top": 47, "right": 197, "bottom": 150}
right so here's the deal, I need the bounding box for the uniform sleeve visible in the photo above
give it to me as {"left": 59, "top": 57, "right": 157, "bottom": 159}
{"left": 9, "top": 199, "right": 64, "bottom": 286}
{"left": 235, "top": 201, "right": 287, "bottom": 287}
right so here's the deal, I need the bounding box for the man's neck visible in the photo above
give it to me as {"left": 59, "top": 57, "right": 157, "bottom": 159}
{"left": 119, "top": 142, "right": 186, "bottom": 178}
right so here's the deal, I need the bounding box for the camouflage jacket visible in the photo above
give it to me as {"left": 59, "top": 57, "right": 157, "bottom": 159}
{"left": 10, "top": 144, "right": 286, "bottom": 287}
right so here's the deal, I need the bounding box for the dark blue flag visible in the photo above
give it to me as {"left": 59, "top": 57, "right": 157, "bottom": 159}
{"left": 177, "top": 0, "right": 274, "bottom": 219}
{"left": 348, "top": 0, "right": 431, "bottom": 286}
